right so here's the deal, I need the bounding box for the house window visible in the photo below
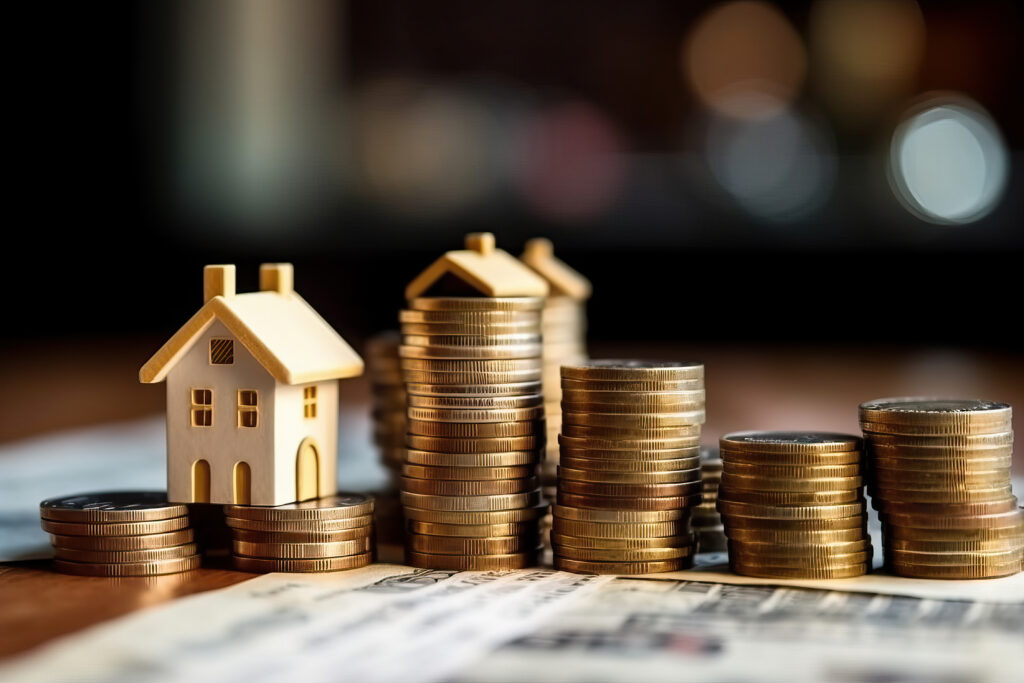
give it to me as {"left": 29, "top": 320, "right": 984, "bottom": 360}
{"left": 303, "top": 386, "right": 317, "bottom": 419}
{"left": 210, "top": 338, "right": 234, "bottom": 365}
{"left": 237, "top": 390, "right": 258, "bottom": 428}
{"left": 191, "top": 389, "right": 213, "bottom": 427}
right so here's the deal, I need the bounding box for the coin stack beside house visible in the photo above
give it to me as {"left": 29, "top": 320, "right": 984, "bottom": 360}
{"left": 398, "top": 233, "right": 550, "bottom": 570}
{"left": 552, "top": 360, "right": 706, "bottom": 574}
{"left": 367, "top": 331, "right": 408, "bottom": 482}
{"left": 41, "top": 492, "right": 201, "bottom": 576}
{"left": 225, "top": 494, "right": 375, "bottom": 573}
{"left": 860, "top": 398, "right": 1023, "bottom": 579}
{"left": 519, "top": 238, "right": 591, "bottom": 548}
{"left": 692, "top": 445, "right": 726, "bottom": 552}
{"left": 717, "top": 432, "right": 872, "bottom": 579}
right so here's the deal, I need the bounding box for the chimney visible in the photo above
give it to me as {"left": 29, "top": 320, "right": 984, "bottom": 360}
{"left": 203, "top": 265, "right": 236, "bottom": 303}
{"left": 465, "top": 232, "right": 495, "bottom": 256}
{"left": 523, "top": 237, "right": 553, "bottom": 261}
{"left": 260, "top": 263, "right": 294, "bottom": 295}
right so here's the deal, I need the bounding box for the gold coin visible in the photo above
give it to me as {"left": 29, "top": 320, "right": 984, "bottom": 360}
{"left": 558, "top": 455, "right": 701, "bottom": 473}
{"left": 54, "top": 555, "right": 200, "bottom": 577}
{"left": 560, "top": 389, "right": 705, "bottom": 403}
{"left": 723, "top": 514, "right": 865, "bottom": 531}
{"left": 728, "top": 560, "right": 869, "bottom": 579}
{"left": 400, "top": 321, "right": 539, "bottom": 335}
{"left": 407, "top": 534, "right": 537, "bottom": 555}
{"left": 230, "top": 527, "right": 373, "bottom": 543}
{"left": 868, "top": 453, "right": 1013, "bottom": 471}
{"left": 402, "top": 464, "right": 535, "bottom": 480}
{"left": 400, "top": 476, "right": 539, "bottom": 496}
{"left": 402, "top": 503, "right": 548, "bottom": 525}
{"left": 408, "top": 393, "right": 544, "bottom": 409}
{"left": 407, "top": 435, "right": 544, "bottom": 453}
{"left": 40, "top": 493, "right": 189, "bottom": 523}
{"left": 399, "top": 343, "right": 542, "bottom": 360}
{"left": 553, "top": 545, "right": 693, "bottom": 562}
{"left": 550, "top": 532, "right": 692, "bottom": 550}
{"left": 563, "top": 411, "right": 705, "bottom": 428}
{"left": 725, "top": 527, "right": 867, "bottom": 544}
{"left": 552, "top": 504, "right": 689, "bottom": 523}
{"left": 406, "top": 381, "right": 542, "bottom": 397}
{"left": 884, "top": 538, "right": 1023, "bottom": 553}
{"left": 49, "top": 529, "right": 195, "bottom": 551}
{"left": 407, "top": 420, "right": 544, "bottom": 438}
{"left": 561, "top": 361, "right": 704, "bottom": 382}
{"left": 718, "top": 488, "right": 863, "bottom": 506}
{"left": 863, "top": 432, "right": 1013, "bottom": 449}
{"left": 721, "top": 449, "right": 862, "bottom": 467}
{"left": 882, "top": 522, "right": 1023, "bottom": 541}
{"left": 720, "top": 473, "right": 864, "bottom": 492}
{"left": 559, "top": 434, "right": 701, "bottom": 452}
{"left": 885, "top": 547, "right": 1022, "bottom": 567}
{"left": 402, "top": 369, "right": 543, "bottom": 384}
{"left": 400, "top": 308, "right": 541, "bottom": 323}
{"left": 225, "top": 493, "right": 374, "bottom": 521}
{"left": 404, "top": 448, "right": 541, "bottom": 466}
{"left": 859, "top": 398, "right": 1011, "bottom": 430}
{"left": 233, "top": 538, "right": 372, "bottom": 559}
{"left": 401, "top": 356, "right": 542, "bottom": 371}
{"left": 879, "top": 506, "right": 1022, "bottom": 529}
{"left": 400, "top": 490, "right": 541, "bottom": 512}
{"left": 728, "top": 548, "right": 872, "bottom": 568}
{"left": 407, "top": 520, "right": 539, "bottom": 538}
{"left": 728, "top": 539, "right": 871, "bottom": 556}
{"left": 870, "top": 469, "right": 1010, "bottom": 488}
{"left": 870, "top": 486, "right": 1013, "bottom": 506}
{"left": 553, "top": 556, "right": 692, "bottom": 574}
{"left": 887, "top": 562, "right": 1021, "bottom": 580}
{"left": 408, "top": 297, "right": 544, "bottom": 313}
{"left": 560, "top": 378, "right": 704, "bottom": 393}
{"left": 404, "top": 549, "right": 541, "bottom": 570}
{"left": 41, "top": 516, "right": 189, "bottom": 537}
{"left": 716, "top": 499, "right": 866, "bottom": 520}
{"left": 561, "top": 401, "right": 705, "bottom": 415}
{"left": 224, "top": 514, "right": 375, "bottom": 532}
{"left": 720, "top": 431, "right": 862, "bottom": 454}
{"left": 721, "top": 462, "right": 862, "bottom": 479}
{"left": 402, "top": 333, "right": 541, "bottom": 347}
{"left": 53, "top": 543, "right": 199, "bottom": 564}
{"left": 233, "top": 553, "right": 373, "bottom": 573}
{"left": 563, "top": 424, "right": 703, "bottom": 440}
{"left": 407, "top": 406, "right": 545, "bottom": 423}
{"left": 860, "top": 420, "right": 1011, "bottom": 437}
{"left": 551, "top": 518, "right": 690, "bottom": 539}
{"left": 557, "top": 466, "right": 700, "bottom": 485}
{"left": 557, "top": 492, "right": 700, "bottom": 511}
{"left": 558, "top": 480, "right": 702, "bottom": 498}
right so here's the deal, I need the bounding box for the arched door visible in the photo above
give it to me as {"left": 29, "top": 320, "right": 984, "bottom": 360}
{"left": 296, "top": 438, "right": 320, "bottom": 501}
{"left": 233, "top": 461, "right": 251, "bottom": 505}
{"left": 192, "top": 459, "right": 211, "bottom": 503}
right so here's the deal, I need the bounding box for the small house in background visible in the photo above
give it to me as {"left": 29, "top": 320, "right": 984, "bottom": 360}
{"left": 405, "top": 233, "right": 549, "bottom": 300}
{"left": 140, "top": 264, "right": 363, "bottom": 506}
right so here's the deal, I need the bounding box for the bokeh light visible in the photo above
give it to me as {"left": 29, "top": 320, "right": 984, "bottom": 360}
{"left": 683, "top": 1, "right": 806, "bottom": 121}
{"left": 888, "top": 96, "right": 1008, "bottom": 225}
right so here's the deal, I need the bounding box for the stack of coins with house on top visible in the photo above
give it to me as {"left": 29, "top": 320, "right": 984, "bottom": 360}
{"left": 519, "top": 238, "right": 591, "bottom": 549}
{"left": 398, "top": 233, "right": 550, "bottom": 570}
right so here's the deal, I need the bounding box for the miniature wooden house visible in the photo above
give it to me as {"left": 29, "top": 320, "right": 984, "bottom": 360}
{"left": 140, "top": 264, "right": 363, "bottom": 506}
{"left": 519, "top": 238, "right": 592, "bottom": 303}
{"left": 405, "top": 233, "right": 549, "bottom": 299}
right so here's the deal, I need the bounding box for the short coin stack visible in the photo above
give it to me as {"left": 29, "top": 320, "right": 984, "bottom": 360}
{"left": 860, "top": 398, "right": 1023, "bottom": 579}
{"left": 367, "top": 331, "right": 408, "bottom": 480}
{"left": 226, "top": 494, "right": 375, "bottom": 573}
{"left": 399, "top": 296, "right": 546, "bottom": 570}
{"left": 692, "top": 446, "right": 726, "bottom": 552}
{"left": 552, "top": 360, "right": 705, "bottom": 574}
{"left": 718, "top": 432, "right": 872, "bottom": 579}
{"left": 41, "top": 492, "right": 200, "bottom": 576}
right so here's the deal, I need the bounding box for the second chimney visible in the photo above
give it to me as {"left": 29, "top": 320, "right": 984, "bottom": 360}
{"left": 260, "top": 263, "right": 294, "bottom": 295}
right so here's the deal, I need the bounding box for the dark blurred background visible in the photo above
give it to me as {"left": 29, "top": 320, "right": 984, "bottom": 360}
{"left": 3, "top": 0, "right": 1022, "bottom": 444}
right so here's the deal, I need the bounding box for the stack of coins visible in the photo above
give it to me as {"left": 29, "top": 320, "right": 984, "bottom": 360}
{"left": 226, "top": 494, "right": 375, "bottom": 573}
{"left": 717, "top": 432, "right": 872, "bottom": 579}
{"left": 552, "top": 360, "right": 705, "bottom": 574}
{"left": 41, "top": 492, "right": 200, "bottom": 576}
{"left": 367, "top": 331, "right": 408, "bottom": 480}
{"left": 860, "top": 398, "right": 1023, "bottom": 579}
{"left": 399, "top": 297, "right": 546, "bottom": 570}
{"left": 692, "top": 446, "right": 726, "bottom": 552}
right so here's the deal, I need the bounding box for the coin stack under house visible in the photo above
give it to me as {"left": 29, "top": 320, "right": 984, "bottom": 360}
{"left": 718, "top": 432, "right": 873, "bottom": 579}
{"left": 692, "top": 446, "right": 727, "bottom": 553}
{"left": 860, "top": 398, "right": 1023, "bottom": 579}
{"left": 367, "top": 331, "right": 408, "bottom": 482}
{"left": 519, "top": 238, "right": 591, "bottom": 548}
{"left": 41, "top": 492, "right": 200, "bottom": 576}
{"left": 226, "top": 494, "right": 375, "bottom": 573}
{"left": 552, "top": 361, "right": 706, "bottom": 574}
{"left": 398, "top": 234, "right": 550, "bottom": 570}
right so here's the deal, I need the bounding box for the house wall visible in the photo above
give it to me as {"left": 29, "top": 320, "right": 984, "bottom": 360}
{"left": 274, "top": 379, "right": 339, "bottom": 502}
{"left": 166, "top": 320, "right": 277, "bottom": 505}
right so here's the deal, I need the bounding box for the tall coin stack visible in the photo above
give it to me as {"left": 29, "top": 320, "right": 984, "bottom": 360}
{"left": 519, "top": 238, "right": 591, "bottom": 548}
{"left": 860, "top": 398, "right": 1023, "bottom": 579}
{"left": 398, "top": 296, "right": 547, "bottom": 570}
{"left": 41, "top": 492, "right": 200, "bottom": 576}
{"left": 367, "top": 331, "right": 407, "bottom": 481}
{"left": 692, "top": 446, "right": 726, "bottom": 552}
{"left": 226, "top": 494, "right": 375, "bottom": 573}
{"left": 552, "top": 360, "right": 705, "bottom": 574}
{"left": 717, "top": 432, "right": 872, "bottom": 579}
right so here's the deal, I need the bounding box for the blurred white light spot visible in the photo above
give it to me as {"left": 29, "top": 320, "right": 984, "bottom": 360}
{"left": 889, "top": 99, "right": 1008, "bottom": 224}
{"left": 704, "top": 109, "right": 835, "bottom": 221}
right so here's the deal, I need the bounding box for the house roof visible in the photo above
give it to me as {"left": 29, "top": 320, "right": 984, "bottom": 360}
{"left": 140, "top": 267, "right": 363, "bottom": 385}
{"left": 405, "top": 233, "right": 549, "bottom": 300}
{"left": 519, "top": 238, "right": 592, "bottom": 300}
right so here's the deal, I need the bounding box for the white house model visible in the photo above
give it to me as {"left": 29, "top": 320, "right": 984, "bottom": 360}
{"left": 140, "top": 263, "right": 363, "bottom": 506}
